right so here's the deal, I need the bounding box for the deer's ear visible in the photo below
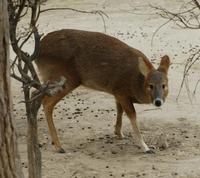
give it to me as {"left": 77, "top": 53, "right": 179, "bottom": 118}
{"left": 158, "top": 55, "right": 170, "bottom": 74}
{"left": 138, "top": 57, "right": 151, "bottom": 77}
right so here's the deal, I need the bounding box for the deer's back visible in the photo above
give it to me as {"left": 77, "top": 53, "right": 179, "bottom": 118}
{"left": 36, "top": 29, "right": 149, "bottom": 94}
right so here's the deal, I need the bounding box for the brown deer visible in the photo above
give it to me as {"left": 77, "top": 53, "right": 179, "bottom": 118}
{"left": 35, "top": 29, "right": 170, "bottom": 154}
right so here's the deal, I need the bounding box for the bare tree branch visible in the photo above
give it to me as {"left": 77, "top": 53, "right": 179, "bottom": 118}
{"left": 150, "top": 1, "right": 200, "bottom": 101}
{"left": 193, "top": 0, "right": 200, "bottom": 10}
{"left": 176, "top": 49, "right": 200, "bottom": 101}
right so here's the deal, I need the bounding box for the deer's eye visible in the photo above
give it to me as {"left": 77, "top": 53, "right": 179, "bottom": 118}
{"left": 149, "top": 84, "right": 154, "bottom": 90}
{"left": 162, "top": 84, "right": 166, "bottom": 89}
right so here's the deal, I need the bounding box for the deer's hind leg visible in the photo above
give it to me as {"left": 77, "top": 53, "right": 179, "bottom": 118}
{"left": 114, "top": 101, "right": 124, "bottom": 139}
{"left": 42, "top": 79, "right": 80, "bottom": 153}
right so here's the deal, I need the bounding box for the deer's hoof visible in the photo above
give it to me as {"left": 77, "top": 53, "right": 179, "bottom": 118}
{"left": 57, "top": 148, "right": 66, "bottom": 153}
{"left": 145, "top": 149, "right": 155, "bottom": 154}
{"left": 114, "top": 131, "right": 124, "bottom": 140}
{"left": 149, "top": 145, "right": 156, "bottom": 150}
{"left": 116, "top": 134, "right": 124, "bottom": 140}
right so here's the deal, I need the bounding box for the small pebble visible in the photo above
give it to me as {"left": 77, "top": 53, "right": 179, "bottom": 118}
{"left": 111, "top": 151, "right": 117, "bottom": 154}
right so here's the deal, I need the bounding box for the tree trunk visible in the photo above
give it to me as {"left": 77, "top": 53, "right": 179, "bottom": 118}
{"left": 0, "top": 0, "right": 24, "bottom": 178}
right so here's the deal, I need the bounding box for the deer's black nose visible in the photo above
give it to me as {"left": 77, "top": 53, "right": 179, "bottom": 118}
{"left": 155, "top": 100, "right": 161, "bottom": 107}
{"left": 153, "top": 98, "right": 163, "bottom": 107}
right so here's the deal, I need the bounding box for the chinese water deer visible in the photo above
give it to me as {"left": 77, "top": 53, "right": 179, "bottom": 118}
{"left": 35, "top": 29, "right": 170, "bottom": 154}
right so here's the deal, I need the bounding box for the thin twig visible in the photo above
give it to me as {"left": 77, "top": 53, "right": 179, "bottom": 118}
{"left": 151, "top": 18, "right": 173, "bottom": 47}
{"left": 40, "top": 7, "right": 109, "bottom": 32}
{"left": 193, "top": 78, "right": 200, "bottom": 94}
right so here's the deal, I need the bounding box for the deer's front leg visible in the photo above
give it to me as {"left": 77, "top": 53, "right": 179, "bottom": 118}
{"left": 116, "top": 96, "right": 154, "bottom": 154}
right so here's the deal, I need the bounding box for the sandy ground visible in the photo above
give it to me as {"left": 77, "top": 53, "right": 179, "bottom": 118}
{"left": 12, "top": 0, "right": 200, "bottom": 177}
